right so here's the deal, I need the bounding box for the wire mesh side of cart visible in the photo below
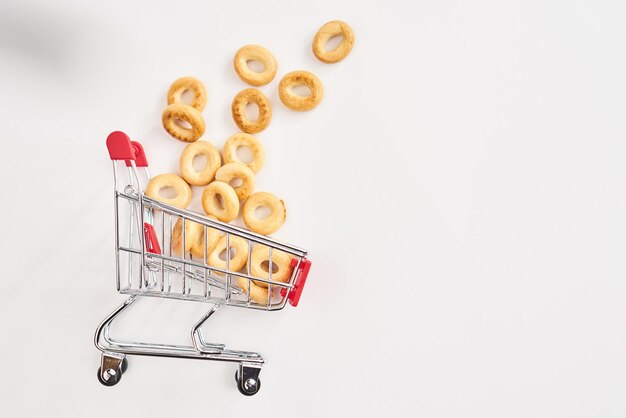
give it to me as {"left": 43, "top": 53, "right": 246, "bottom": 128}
{"left": 112, "top": 160, "right": 310, "bottom": 311}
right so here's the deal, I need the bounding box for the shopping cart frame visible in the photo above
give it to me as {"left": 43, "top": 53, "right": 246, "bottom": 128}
{"left": 94, "top": 131, "right": 311, "bottom": 395}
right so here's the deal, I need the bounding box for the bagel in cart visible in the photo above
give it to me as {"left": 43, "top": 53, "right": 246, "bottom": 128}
{"left": 249, "top": 246, "right": 293, "bottom": 288}
{"left": 238, "top": 276, "right": 269, "bottom": 304}
{"left": 208, "top": 235, "right": 249, "bottom": 273}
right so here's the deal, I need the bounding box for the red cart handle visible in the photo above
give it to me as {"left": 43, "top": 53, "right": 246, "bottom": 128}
{"left": 281, "top": 258, "right": 311, "bottom": 307}
{"left": 106, "top": 131, "right": 149, "bottom": 167}
{"left": 106, "top": 131, "right": 135, "bottom": 161}
{"left": 126, "top": 141, "right": 149, "bottom": 167}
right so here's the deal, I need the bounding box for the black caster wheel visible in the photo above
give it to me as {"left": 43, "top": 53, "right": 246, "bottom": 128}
{"left": 97, "top": 358, "right": 128, "bottom": 387}
{"left": 235, "top": 370, "right": 261, "bottom": 396}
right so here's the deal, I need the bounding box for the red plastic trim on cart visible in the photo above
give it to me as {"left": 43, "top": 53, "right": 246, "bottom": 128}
{"left": 125, "top": 141, "right": 149, "bottom": 167}
{"left": 143, "top": 223, "right": 161, "bottom": 254}
{"left": 106, "top": 131, "right": 135, "bottom": 161}
{"left": 281, "top": 259, "right": 311, "bottom": 307}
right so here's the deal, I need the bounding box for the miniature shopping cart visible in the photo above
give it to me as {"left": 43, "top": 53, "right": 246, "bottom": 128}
{"left": 94, "top": 131, "right": 311, "bottom": 395}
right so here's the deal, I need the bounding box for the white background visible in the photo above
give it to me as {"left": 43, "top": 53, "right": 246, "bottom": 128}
{"left": 0, "top": 0, "right": 625, "bottom": 416}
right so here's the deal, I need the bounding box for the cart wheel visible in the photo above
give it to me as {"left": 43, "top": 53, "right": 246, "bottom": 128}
{"left": 97, "top": 358, "right": 128, "bottom": 387}
{"left": 235, "top": 370, "right": 261, "bottom": 396}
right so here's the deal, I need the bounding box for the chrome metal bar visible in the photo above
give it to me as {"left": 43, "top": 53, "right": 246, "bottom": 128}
{"left": 113, "top": 162, "right": 120, "bottom": 291}
{"left": 225, "top": 234, "right": 231, "bottom": 302}
{"left": 191, "top": 305, "right": 225, "bottom": 354}
{"left": 118, "top": 289, "right": 283, "bottom": 310}
{"left": 203, "top": 225, "right": 209, "bottom": 299}
{"left": 267, "top": 247, "right": 273, "bottom": 308}
{"left": 167, "top": 213, "right": 172, "bottom": 293}
{"left": 127, "top": 167, "right": 135, "bottom": 290}
{"left": 144, "top": 260, "right": 242, "bottom": 295}
{"left": 160, "top": 210, "right": 165, "bottom": 293}
{"left": 247, "top": 240, "right": 252, "bottom": 305}
{"left": 182, "top": 217, "right": 186, "bottom": 295}
{"left": 130, "top": 161, "right": 145, "bottom": 290}
{"left": 139, "top": 251, "right": 294, "bottom": 289}
{"left": 141, "top": 196, "right": 306, "bottom": 257}
{"left": 95, "top": 296, "right": 264, "bottom": 363}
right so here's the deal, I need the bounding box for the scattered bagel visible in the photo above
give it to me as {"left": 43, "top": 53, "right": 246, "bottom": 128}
{"left": 234, "top": 45, "right": 278, "bottom": 86}
{"left": 167, "top": 76, "right": 208, "bottom": 111}
{"left": 179, "top": 141, "right": 222, "bottom": 186}
{"left": 231, "top": 88, "right": 272, "bottom": 133}
{"left": 222, "top": 132, "right": 265, "bottom": 174}
{"left": 312, "top": 20, "right": 355, "bottom": 63}
{"left": 215, "top": 162, "right": 255, "bottom": 201}
{"left": 162, "top": 103, "right": 205, "bottom": 142}
{"left": 278, "top": 71, "right": 323, "bottom": 111}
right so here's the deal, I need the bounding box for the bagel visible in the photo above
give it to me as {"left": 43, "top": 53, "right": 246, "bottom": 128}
{"left": 234, "top": 45, "right": 277, "bottom": 86}
{"left": 179, "top": 141, "right": 221, "bottom": 186}
{"left": 238, "top": 276, "right": 270, "bottom": 305}
{"left": 189, "top": 216, "right": 222, "bottom": 260}
{"left": 250, "top": 246, "right": 293, "bottom": 288}
{"left": 167, "top": 76, "right": 207, "bottom": 111}
{"left": 278, "top": 71, "right": 323, "bottom": 111}
{"left": 215, "top": 162, "right": 255, "bottom": 201}
{"left": 221, "top": 132, "right": 265, "bottom": 173}
{"left": 162, "top": 103, "right": 205, "bottom": 142}
{"left": 208, "top": 235, "right": 249, "bottom": 272}
{"left": 242, "top": 192, "right": 286, "bottom": 235}
{"left": 231, "top": 88, "right": 272, "bottom": 134}
{"left": 201, "top": 181, "right": 239, "bottom": 222}
{"left": 312, "top": 20, "right": 355, "bottom": 63}
{"left": 145, "top": 173, "right": 192, "bottom": 208}
{"left": 171, "top": 218, "right": 203, "bottom": 256}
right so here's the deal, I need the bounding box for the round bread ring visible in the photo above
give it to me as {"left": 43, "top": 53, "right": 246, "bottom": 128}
{"left": 208, "top": 235, "right": 249, "bottom": 272}
{"left": 162, "top": 103, "right": 206, "bottom": 142}
{"left": 231, "top": 88, "right": 272, "bottom": 134}
{"left": 278, "top": 71, "right": 323, "bottom": 111}
{"left": 234, "top": 45, "right": 277, "bottom": 87}
{"left": 222, "top": 132, "right": 265, "bottom": 173}
{"left": 171, "top": 218, "right": 203, "bottom": 256}
{"left": 201, "top": 181, "right": 239, "bottom": 222}
{"left": 215, "top": 163, "right": 255, "bottom": 201}
{"left": 312, "top": 20, "right": 355, "bottom": 64}
{"left": 190, "top": 216, "right": 222, "bottom": 259}
{"left": 242, "top": 192, "right": 286, "bottom": 235}
{"left": 179, "top": 141, "right": 221, "bottom": 186}
{"left": 146, "top": 174, "right": 192, "bottom": 208}
{"left": 167, "top": 76, "right": 207, "bottom": 111}
{"left": 238, "top": 277, "right": 269, "bottom": 304}
{"left": 250, "top": 246, "right": 293, "bottom": 288}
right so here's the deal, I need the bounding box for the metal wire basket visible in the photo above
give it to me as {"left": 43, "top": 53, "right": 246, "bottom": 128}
{"left": 94, "top": 131, "right": 311, "bottom": 395}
